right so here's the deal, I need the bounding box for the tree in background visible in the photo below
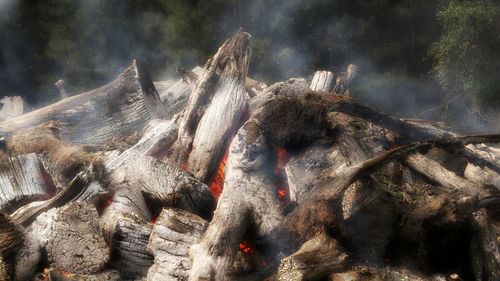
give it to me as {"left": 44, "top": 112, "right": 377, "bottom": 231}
{"left": 430, "top": 0, "right": 500, "bottom": 119}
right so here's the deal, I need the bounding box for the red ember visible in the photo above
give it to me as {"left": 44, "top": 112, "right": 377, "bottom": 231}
{"left": 209, "top": 151, "right": 228, "bottom": 200}
{"left": 239, "top": 241, "right": 255, "bottom": 254}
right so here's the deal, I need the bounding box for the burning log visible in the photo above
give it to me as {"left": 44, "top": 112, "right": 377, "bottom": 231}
{"left": 146, "top": 208, "right": 208, "bottom": 281}
{"left": 471, "top": 209, "right": 500, "bottom": 280}
{"left": 189, "top": 119, "right": 282, "bottom": 281}
{"left": 0, "top": 153, "right": 54, "bottom": 213}
{"left": 330, "top": 267, "right": 447, "bottom": 281}
{"left": 276, "top": 232, "right": 348, "bottom": 281}
{"left": 310, "top": 70, "right": 334, "bottom": 92}
{"left": 41, "top": 269, "right": 120, "bottom": 281}
{"left": 249, "top": 78, "right": 309, "bottom": 116}
{"left": 0, "top": 60, "right": 164, "bottom": 146}
{"left": 174, "top": 30, "right": 251, "bottom": 180}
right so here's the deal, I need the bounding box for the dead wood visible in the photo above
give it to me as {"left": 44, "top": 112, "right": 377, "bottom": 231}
{"left": 0, "top": 153, "right": 54, "bottom": 213}
{"left": 42, "top": 269, "right": 120, "bottom": 281}
{"left": 183, "top": 30, "right": 251, "bottom": 182}
{"left": 330, "top": 267, "right": 447, "bottom": 281}
{"left": 0, "top": 96, "right": 28, "bottom": 122}
{"left": 471, "top": 209, "right": 500, "bottom": 280}
{"left": 158, "top": 66, "right": 204, "bottom": 120}
{"left": 146, "top": 208, "right": 208, "bottom": 281}
{"left": 276, "top": 232, "right": 348, "bottom": 281}
{"left": 189, "top": 119, "right": 282, "bottom": 281}
{"left": 10, "top": 164, "right": 97, "bottom": 226}
{"left": 0, "top": 60, "right": 164, "bottom": 146}
{"left": 0, "top": 212, "right": 24, "bottom": 281}
{"left": 54, "top": 79, "right": 69, "bottom": 99}
{"left": 333, "top": 64, "right": 357, "bottom": 95}
{"left": 174, "top": 30, "right": 251, "bottom": 170}
{"left": 310, "top": 70, "right": 334, "bottom": 92}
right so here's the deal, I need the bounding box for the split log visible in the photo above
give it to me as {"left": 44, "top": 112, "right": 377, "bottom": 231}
{"left": 0, "top": 60, "right": 164, "bottom": 146}
{"left": 158, "top": 66, "right": 204, "bottom": 120}
{"left": 333, "top": 64, "right": 357, "bottom": 95}
{"left": 276, "top": 233, "right": 348, "bottom": 281}
{"left": 174, "top": 30, "right": 251, "bottom": 170}
{"left": 189, "top": 119, "right": 282, "bottom": 281}
{"left": 180, "top": 30, "right": 250, "bottom": 182}
{"left": 146, "top": 208, "right": 208, "bottom": 281}
{"left": 310, "top": 70, "right": 334, "bottom": 92}
{"left": 0, "top": 153, "right": 54, "bottom": 213}
{"left": 54, "top": 79, "right": 69, "bottom": 99}
{"left": 0, "top": 96, "right": 28, "bottom": 122}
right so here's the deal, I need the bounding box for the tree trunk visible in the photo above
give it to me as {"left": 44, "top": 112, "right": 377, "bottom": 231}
{"left": 189, "top": 119, "right": 282, "bottom": 281}
{"left": 0, "top": 60, "right": 164, "bottom": 146}
{"left": 310, "top": 70, "right": 334, "bottom": 92}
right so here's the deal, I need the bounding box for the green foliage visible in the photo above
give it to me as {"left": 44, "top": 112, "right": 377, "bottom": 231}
{"left": 430, "top": 0, "right": 500, "bottom": 112}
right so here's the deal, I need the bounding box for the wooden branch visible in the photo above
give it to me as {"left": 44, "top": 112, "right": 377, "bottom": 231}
{"left": 174, "top": 30, "right": 251, "bottom": 167}
{"left": 146, "top": 208, "right": 207, "bottom": 281}
{"left": 10, "top": 164, "right": 96, "bottom": 226}
{"left": 406, "top": 153, "right": 484, "bottom": 197}
{"left": 0, "top": 153, "right": 54, "bottom": 213}
{"left": 310, "top": 70, "right": 334, "bottom": 92}
{"left": 189, "top": 119, "right": 282, "bottom": 281}
{"left": 276, "top": 233, "right": 348, "bottom": 281}
{"left": 0, "top": 60, "right": 164, "bottom": 146}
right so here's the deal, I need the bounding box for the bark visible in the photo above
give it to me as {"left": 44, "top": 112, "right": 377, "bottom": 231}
{"left": 189, "top": 119, "right": 282, "bottom": 281}
{"left": 0, "top": 60, "right": 164, "bottom": 146}
{"left": 0, "top": 153, "right": 54, "bottom": 213}
{"left": 333, "top": 64, "right": 357, "bottom": 95}
{"left": 10, "top": 164, "right": 97, "bottom": 226}
{"left": 158, "top": 66, "right": 204, "bottom": 120}
{"left": 43, "top": 269, "right": 120, "bottom": 281}
{"left": 184, "top": 30, "right": 251, "bottom": 182}
{"left": 406, "top": 153, "right": 485, "bottom": 197}
{"left": 174, "top": 30, "right": 251, "bottom": 167}
{"left": 0, "top": 96, "right": 27, "bottom": 122}
{"left": 330, "top": 267, "right": 446, "bottom": 281}
{"left": 310, "top": 70, "right": 334, "bottom": 92}
{"left": 0, "top": 212, "right": 24, "bottom": 281}
{"left": 146, "top": 208, "right": 208, "bottom": 281}
{"left": 276, "top": 233, "right": 348, "bottom": 281}
{"left": 471, "top": 209, "right": 500, "bottom": 281}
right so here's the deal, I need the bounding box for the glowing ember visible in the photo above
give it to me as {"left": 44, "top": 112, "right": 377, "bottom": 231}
{"left": 239, "top": 241, "right": 255, "bottom": 254}
{"left": 274, "top": 147, "right": 290, "bottom": 204}
{"left": 209, "top": 151, "right": 228, "bottom": 200}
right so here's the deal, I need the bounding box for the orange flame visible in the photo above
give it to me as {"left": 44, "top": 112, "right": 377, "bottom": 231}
{"left": 209, "top": 152, "right": 228, "bottom": 200}
{"left": 239, "top": 241, "right": 255, "bottom": 254}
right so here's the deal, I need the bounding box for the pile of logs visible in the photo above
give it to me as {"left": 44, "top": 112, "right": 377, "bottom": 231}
{"left": 0, "top": 30, "right": 499, "bottom": 281}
